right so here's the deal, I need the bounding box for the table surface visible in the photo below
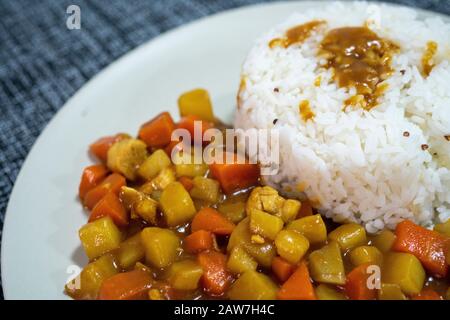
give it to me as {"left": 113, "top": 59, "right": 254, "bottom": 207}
{"left": 0, "top": 0, "right": 449, "bottom": 300}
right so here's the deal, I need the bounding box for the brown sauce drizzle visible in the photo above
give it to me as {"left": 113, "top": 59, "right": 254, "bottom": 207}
{"left": 299, "top": 100, "right": 314, "bottom": 121}
{"left": 269, "top": 20, "right": 326, "bottom": 48}
{"left": 422, "top": 41, "right": 438, "bottom": 77}
{"left": 319, "top": 27, "right": 399, "bottom": 110}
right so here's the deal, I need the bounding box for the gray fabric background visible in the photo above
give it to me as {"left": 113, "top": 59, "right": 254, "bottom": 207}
{"left": 0, "top": 0, "right": 448, "bottom": 299}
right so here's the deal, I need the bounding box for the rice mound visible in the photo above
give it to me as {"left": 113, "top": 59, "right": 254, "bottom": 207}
{"left": 235, "top": 1, "right": 450, "bottom": 232}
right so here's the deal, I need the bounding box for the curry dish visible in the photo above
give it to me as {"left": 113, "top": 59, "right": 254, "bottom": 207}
{"left": 66, "top": 88, "right": 450, "bottom": 300}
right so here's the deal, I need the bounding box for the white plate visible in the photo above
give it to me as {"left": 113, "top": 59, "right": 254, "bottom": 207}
{"left": 1, "top": 1, "right": 447, "bottom": 299}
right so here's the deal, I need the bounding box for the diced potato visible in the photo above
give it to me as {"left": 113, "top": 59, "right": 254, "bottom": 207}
{"left": 166, "top": 260, "right": 203, "bottom": 291}
{"left": 227, "top": 246, "right": 258, "bottom": 274}
{"left": 227, "top": 217, "right": 252, "bottom": 251}
{"left": 349, "top": 246, "right": 383, "bottom": 267}
{"left": 160, "top": 182, "right": 197, "bottom": 227}
{"left": 227, "top": 218, "right": 276, "bottom": 268}
{"left": 218, "top": 195, "right": 246, "bottom": 224}
{"left": 189, "top": 176, "right": 220, "bottom": 203}
{"left": 275, "top": 230, "right": 310, "bottom": 264}
{"left": 377, "top": 283, "right": 407, "bottom": 300}
{"left": 434, "top": 218, "right": 450, "bottom": 237}
{"left": 382, "top": 252, "right": 425, "bottom": 295}
{"left": 65, "top": 254, "right": 118, "bottom": 300}
{"left": 242, "top": 242, "right": 276, "bottom": 268}
{"left": 309, "top": 241, "right": 346, "bottom": 285}
{"left": 115, "top": 233, "right": 145, "bottom": 270}
{"left": 286, "top": 214, "right": 327, "bottom": 245}
{"left": 315, "top": 284, "right": 347, "bottom": 300}
{"left": 133, "top": 196, "right": 158, "bottom": 224}
{"left": 141, "top": 227, "right": 181, "bottom": 268}
{"left": 107, "top": 138, "right": 147, "bottom": 181}
{"left": 173, "top": 151, "right": 209, "bottom": 178}
{"left": 280, "top": 199, "right": 301, "bottom": 223}
{"left": 178, "top": 88, "right": 215, "bottom": 122}
{"left": 328, "top": 223, "right": 367, "bottom": 251}
{"left": 249, "top": 208, "right": 284, "bottom": 240}
{"left": 151, "top": 167, "right": 176, "bottom": 190}
{"left": 371, "top": 230, "right": 396, "bottom": 253}
{"left": 228, "top": 270, "right": 278, "bottom": 300}
{"left": 79, "top": 217, "right": 122, "bottom": 260}
{"left": 138, "top": 149, "right": 171, "bottom": 181}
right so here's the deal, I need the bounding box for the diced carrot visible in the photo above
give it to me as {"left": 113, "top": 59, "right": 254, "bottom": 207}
{"left": 344, "top": 263, "right": 376, "bottom": 300}
{"left": 209, "top": 152, "right": 260, "bottom": 194}
{"left": 78, "top": 164, "right": 108, "bottom": 200}
{"left": 89, "top": 192, "right": 128, "bottom": 227}
{"left": 177, "top": 115, "right": 213, "bottom": 145}
{"left": 178, "top": 176, "right": 194, "bottom": 192}
{"left": 191, "top": 207, "right": 235, "bottom": 235}
{"left": 139, "top": 112, "right": 176, "bottom": 148}
{"left": 84, "top": 173, "right": 126, "bottom": 210}
{"left": 89, "top": 133, "right": 129, "bottom": 163}
{"left": 98, "top": 270, "right": 153, "bottom": 300}
{"left": 411, "top": 289, "right": 442, "bottom": 300}
{"left": 184, "top": 230, "right": 214, "bottom": 254}
{"left": 272, "top": 256, "right": 295, "bottom": 283}
{"left": 277, "top": 261, "right": 316, "bottom": 300}
{"left": 297, "top": 200, "right": 313, "bottom": 218}
{"left": 393, "top": 220, "right": 450, "bottom": 277}
{"left": 197, "top": 251, "right": 232, "bottom": 296}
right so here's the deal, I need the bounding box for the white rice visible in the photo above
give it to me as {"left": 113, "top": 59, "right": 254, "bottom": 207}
{"left": 235, "top": 1, "right": 450, "bottom": 233}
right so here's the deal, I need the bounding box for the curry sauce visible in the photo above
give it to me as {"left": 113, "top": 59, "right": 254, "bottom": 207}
{"left": 319, "top": 27, "right": 399, "bottom": 110}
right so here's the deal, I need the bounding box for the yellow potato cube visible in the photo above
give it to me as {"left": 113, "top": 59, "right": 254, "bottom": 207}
{"left": 286, "top": 214, "right": 327, "bottom": 245}
{"left": 79, "top": 217, "right": 122, "bottom": 260}
{"left": 371, "top": 230, "right": 396, "bottom": 253}
{"left": 227, "top": 246, "right": 258, "bottom": 274}
{"left": 189, "top": 176, "right": 220, "bottom": 203}
{"left": 228, "top": 271, "right": 278, "bottom": 300}
{"left": 138, "top": 149, "right": 172, "bottom": 181}
{"left": 160, "top": 182, "right": 197, "bottom": 227}
{"left": 328, "top": 223, "right": 367, "bottom": 251}
{"left": 166, "top": 260, "right": 203, "bottom": 291}
{"left": 249, "top": 208, "right": 284, "bottom": 240}
{"left": 309, "top": 241, "right": 346, "bottom": 285}
{"left": 349, "top": 245, "right": 383, "bottom": 267}
{"left": 65, "top": 254, "right": 118, "bottom": 300}
{"left": 227, "top": 218, "right": 276, "bottom": 268}
{"left": 178, "top": 88, "right": 215, "bottom": 122}
{"left": 115, "top": 233, "right": 145, "bottom": 270}
{"left": 382, "top": 252, "right": 425, "bottom": 295}
{"left": 141, "top": 227, "right": 181, "bottom": 268}
{"left": 434, "top": 218, "right": 450, "bottom": 237}
{"left": 377, "top": 283, "right": 407, "bottom": 300}
{"left": 280, "top": 199, "right": 301, "bottom": 223}
{"left": 151, "top": 167, "right": 176, "bottom": 190}
{"left": 275, "top": 230, "right": 309, "bottom": 264}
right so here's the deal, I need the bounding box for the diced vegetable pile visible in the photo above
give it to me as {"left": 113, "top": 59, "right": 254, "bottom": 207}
{"left": 67, "top": 89, "right": 450, "bottom": 300}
